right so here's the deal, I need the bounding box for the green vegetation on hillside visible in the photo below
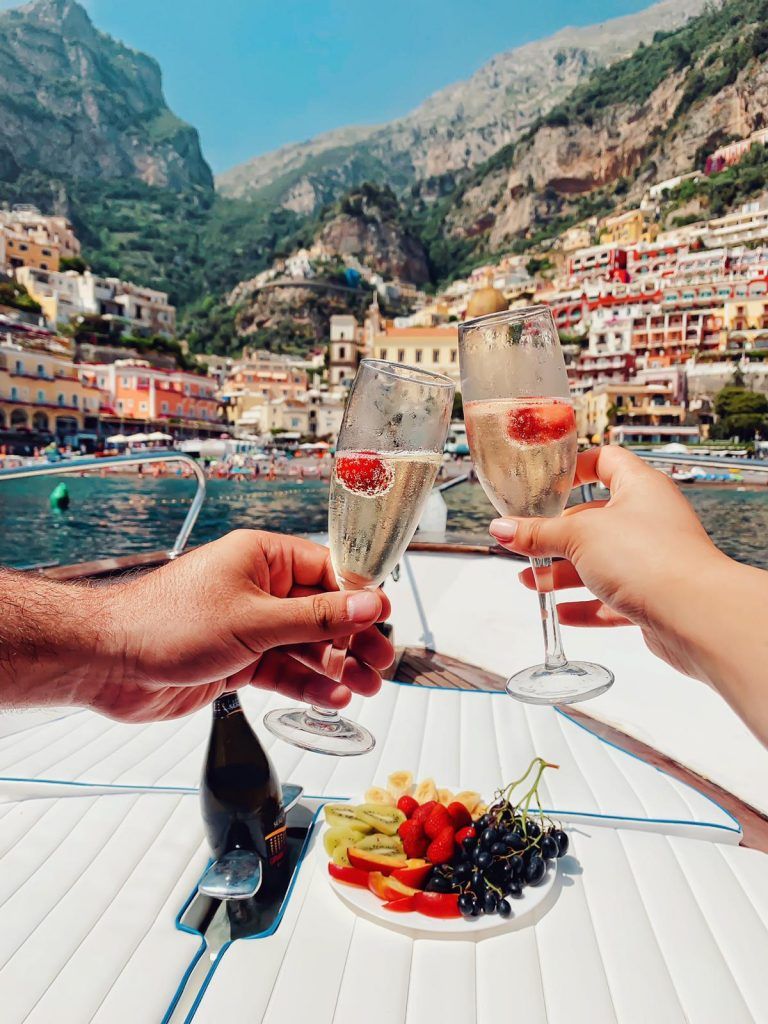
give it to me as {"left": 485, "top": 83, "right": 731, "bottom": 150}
{"left": 0, "top": 279, "right": 41, "bottom": 314}
{"left": 664, "top": 142, "right": 768, "bottom": 218}
{"left": 541, "top": 0, "right": 768, "bottom": 129}
{"left": 711, "top": 385, "right": 768, "bottom": 440}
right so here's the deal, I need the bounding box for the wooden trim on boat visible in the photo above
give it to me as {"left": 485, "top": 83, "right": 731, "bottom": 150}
{"left": 41, "top": 549, "right": 172, "bottom": 582}
{"left": 393, "top": 646, "right": 768, "bottom": 854}
{"left": 37, "top": 539, "right": 523, "bottom": 583}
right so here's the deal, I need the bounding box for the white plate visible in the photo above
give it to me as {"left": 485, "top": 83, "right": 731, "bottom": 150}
{"left": 319, "top": 819, "right": 559, "bottom": 938}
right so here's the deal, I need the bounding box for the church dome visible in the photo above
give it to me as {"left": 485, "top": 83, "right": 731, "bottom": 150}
{"left": 466, "top": 286, "right": 508, "bottom": 318}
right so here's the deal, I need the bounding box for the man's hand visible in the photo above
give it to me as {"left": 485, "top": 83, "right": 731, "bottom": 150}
{"left": 1, "top": 531, "right": 394, "bottom": 724}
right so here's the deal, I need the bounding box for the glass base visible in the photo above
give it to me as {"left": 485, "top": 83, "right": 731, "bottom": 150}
{"left": 263, "top": 707, "right": 375, "bottom": 756}
{"left": 505, "top": 661, "right": 614, "bottom": 706}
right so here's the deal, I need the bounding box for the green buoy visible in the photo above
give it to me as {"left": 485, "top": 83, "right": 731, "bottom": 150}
{"left": 49, "top": 482, "right": 70, "bottom": 510}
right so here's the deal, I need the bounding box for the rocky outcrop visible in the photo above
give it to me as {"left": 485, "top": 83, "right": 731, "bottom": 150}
{"left": 0, "top": 0, "right": 212, "bottom": 190}
{"left": 216, "top": 0, "right": 704, "bottom": 207}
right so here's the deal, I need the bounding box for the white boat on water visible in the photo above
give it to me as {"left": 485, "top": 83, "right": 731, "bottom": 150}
{"left": 1, "top": 455, "right": 767, "bottom": 1023}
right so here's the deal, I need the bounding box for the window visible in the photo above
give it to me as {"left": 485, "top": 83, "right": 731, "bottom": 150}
{"left": 397, "top": 349, "right": 405, "bottom": 362}
{"left": 15, "top": 360, "right": 23, "bottom": 374}
{"left": 57, "top": 394, "right": 65, "bottom": 406}
{"left": 162, "top": 401, "right": 169, "bottom": 414}
{"left": 19, "top": 243, "right": 27, "bottom": 252}
{"left": 37, "top": 390, "right": 44, "bottom": 403}
{"left": 37, "top": 364, "right": 45, "bottom": 377}
{"left": 433, "top": 349, "right": 440, "bottom": 363}
{"left": 450, "top": 349, "right": 457, "bottom": 363}
{"left": 337, "top": 346, "right": 346, "bottom": 360}
{"left": 378, "top": 349, "right": 387, "bottom": 360}
{"left": 140, "top": 402, "right": 147, "bottom": 413}
{"left": 414, "top": 350, "right": 422, "bottom": 363}
{"left": 10, "top": 386, "right": 18, "bottom": 401}
{"left": 72, "top": 395, "right": 78, "bottom": 407}
{"left": 40, "top": 263, "right": 47, "bottom": 270}
{"left": 117, "top": 400, "right": 124, "bottom": 412}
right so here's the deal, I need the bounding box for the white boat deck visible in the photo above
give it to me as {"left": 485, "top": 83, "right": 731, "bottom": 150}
{"left": 0, "top": 549, "right": 766, "bottom": 1022}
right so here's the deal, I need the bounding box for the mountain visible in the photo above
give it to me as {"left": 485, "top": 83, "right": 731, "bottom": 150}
{"left": 0, "top": 0, "right": 211, "bottom": 190}
{"left": 216, "top": 0, "right": 705, "bottom": 211}
{"left": 227, "top": 184, "right": 428, "bottom": 353}
{"left": 429, "top": 0, "right": 768, "bottom": 272}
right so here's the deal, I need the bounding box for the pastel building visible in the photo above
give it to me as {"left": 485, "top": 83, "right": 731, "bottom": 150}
{"left": 80, "top": 360, "right": 219, "bottom": 429}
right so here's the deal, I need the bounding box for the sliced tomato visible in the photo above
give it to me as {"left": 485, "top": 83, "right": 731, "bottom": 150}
{"left": 384, "top": 896, "right": 417, "bottom": 913}
{"left": 348, "top": 847, "right": 406, "bottom": 875}
{"left": 413, "top": 891, "right": 461, "bottom": 919}
{"left": 327, "top": 863, "right": 369, "bottom": 888}
{"left": 335, "top": 451, "right": 392, "bottom": 495}
{"left": 506, "top": 402, "right": 575, "bottom": 445}
{"left": 392, "top": 863, "right": 432, "bottom": 889}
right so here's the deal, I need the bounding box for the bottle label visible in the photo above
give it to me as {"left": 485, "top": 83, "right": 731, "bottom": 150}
{"left": 213, "top": 692, "right": 242, "bottom": 719}
{"left": 265, "top": 819, "right": 287, "bottom": 866}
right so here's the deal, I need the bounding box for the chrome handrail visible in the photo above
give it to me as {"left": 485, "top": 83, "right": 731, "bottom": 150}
{"left": 437, "top": 471, "right": 470, "bottom": 492}
{"left": 0, "top": 451, "right": 206, "bottom": 558}
{"left": 636, "top": 453, "right": 768, "bottom": 473}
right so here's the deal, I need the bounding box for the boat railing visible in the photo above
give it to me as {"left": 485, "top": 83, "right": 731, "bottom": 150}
{"left": 0, "top": 451, "right": 206, "bottom": 559}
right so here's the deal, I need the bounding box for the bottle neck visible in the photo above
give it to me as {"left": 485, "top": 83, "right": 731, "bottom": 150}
{"left": 212, "top": 691, "right": 242, "bottom": 719}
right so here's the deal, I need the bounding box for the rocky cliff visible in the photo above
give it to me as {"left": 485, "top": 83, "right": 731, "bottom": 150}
{"left": 437, "top": 0, "right": 768, "bottom": 260}
{"left": 216, "top": 0, "right": 704, "bottom": 210}
{"left": 0, "top": 0, "right": 212, "bottom": 190}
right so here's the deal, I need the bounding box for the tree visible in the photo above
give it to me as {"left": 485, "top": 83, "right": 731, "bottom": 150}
{"left": 711, "top": 385, "right": 768, "bottom": 440}
{"left": 60, "top": 256, "right": 88, "bottom": 273}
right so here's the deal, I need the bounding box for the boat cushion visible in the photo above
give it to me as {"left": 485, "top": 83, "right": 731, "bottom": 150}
{"left": 0, "top": 681, "right": 740, "bottom": 842}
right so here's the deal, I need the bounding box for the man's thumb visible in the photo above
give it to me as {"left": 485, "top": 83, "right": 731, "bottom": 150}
{"left": 261, "top": 589, "right": 383, "bottom": 646}
{"left": 489, "top": 516, "right": 571, "bottom": 559}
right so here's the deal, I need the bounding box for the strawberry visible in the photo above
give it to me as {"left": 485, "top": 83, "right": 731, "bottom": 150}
{"left": 411, "top": 800, "right": 437, "bottom": 827}
{"left": 398, "top": 819, "right": 428, "bottom": 860}
{"left": 454, "top": 825, "right": 476, "bottom": 846}
{"left": 447, "top": 801, "right": 472, "bottom": 829}
{"left": 397, "top": 795, "right": 419, "bottom": 818}
{"left": 426, "top": 825, "right": 456, "bottom": 865}
{"left": 424, "top": 804, "right": 452, "bottom": 840}
{"left": 335, "top": 451, "right": 393, "bottom": 495}
{"left": 506, "top": 401, "right": 575, "bottom": 445}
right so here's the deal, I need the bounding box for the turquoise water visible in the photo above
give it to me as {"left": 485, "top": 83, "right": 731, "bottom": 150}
{"left": 0, "top": 475, "right": 767, "bottom": 570}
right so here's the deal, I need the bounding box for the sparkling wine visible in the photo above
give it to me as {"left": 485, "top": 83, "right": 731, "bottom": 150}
{"left": 328, "top": 450, "right": 442, "bottom": 589}
{"left": 201, "top": 692, "right": 287, "bottom": 890}
{"left": 465, "top": 398, "right": 577, "bottom": 518}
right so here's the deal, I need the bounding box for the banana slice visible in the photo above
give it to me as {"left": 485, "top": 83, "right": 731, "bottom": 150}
{"left": 324, "top": 804, "right": 373, "bottom": 830}
{"left": 437, "top": 788, "right": 455, "bottom": 807}
{"left": 355, "top": 803, "right": 406, "bottom": 836}
{"left": 413, "top": 778, "right": 438, "bottom": 804}
{"left": 355, "top": 833, "right": 404, "bottom": 854}
{"left": 472, "top": 802, "right": 488, "bottom": 821}
{"left": 323, "top": 824, "right": 369, "bottom": 858}
{"left": 363, "top": 786, "right": 395, "bottom": 806}
{"left": 454, "top": 790, "right": 483, "bottom": 815}
{"left": 386, "top": 770, "right": 413, "bottom": 801}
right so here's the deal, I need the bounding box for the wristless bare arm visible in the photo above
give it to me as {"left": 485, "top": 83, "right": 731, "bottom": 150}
{"left": 489, "top": 446, "right": 768, "bottom": 748}
{"left": 0, "top": 530, "right": 394, "bottom": 724}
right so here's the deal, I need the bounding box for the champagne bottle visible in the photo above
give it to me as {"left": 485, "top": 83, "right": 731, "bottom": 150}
{"left": 200, "top": 691, "right": 287, "bottom": 887}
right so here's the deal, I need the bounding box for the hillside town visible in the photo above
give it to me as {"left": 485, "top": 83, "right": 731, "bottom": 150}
{"left": 3, "top": 132, "right": 768, "bottom": 454}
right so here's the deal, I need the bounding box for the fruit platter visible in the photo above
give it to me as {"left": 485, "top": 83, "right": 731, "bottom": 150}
{"left": 321, "top": 758, "right": 569, "bottom": 934}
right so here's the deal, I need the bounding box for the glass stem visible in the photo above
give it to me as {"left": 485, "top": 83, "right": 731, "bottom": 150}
{"left": 306, "top": 705, "right": 340, "bottom": 725}
{"left": 531, "top": 557, "right": 568, "bottom": 671}
{"left": 306, "top": 632, "right": 351, "bottom": 722}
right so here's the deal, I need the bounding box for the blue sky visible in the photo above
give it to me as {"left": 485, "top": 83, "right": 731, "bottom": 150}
{"left": 7, "top": 0, "right": 655, "bottom": 172}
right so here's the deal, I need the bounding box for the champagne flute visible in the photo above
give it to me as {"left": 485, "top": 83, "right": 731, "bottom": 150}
{"left": 264, "top": 358, "right": 454, "bottom": 755}
{"left": 459, "top": 305, "right": 614, "bottom": 704}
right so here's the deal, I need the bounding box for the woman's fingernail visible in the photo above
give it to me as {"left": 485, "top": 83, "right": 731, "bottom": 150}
{"left": 489, "top": 519, "right": 518, "bottom": 542}
{"left": 347, "top": 591, "right": 380, "bottom": 623}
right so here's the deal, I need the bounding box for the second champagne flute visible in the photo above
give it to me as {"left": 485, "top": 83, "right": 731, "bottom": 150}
{"left": 459, "top": 304, "right": 614, "bottom": 705}
{"left": 264, "top": 358, "right": 454, "bottom": 755}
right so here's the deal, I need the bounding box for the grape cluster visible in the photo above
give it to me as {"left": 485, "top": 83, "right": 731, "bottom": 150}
{"left": 424, "top": 757, "right": 569, "bottom": 921}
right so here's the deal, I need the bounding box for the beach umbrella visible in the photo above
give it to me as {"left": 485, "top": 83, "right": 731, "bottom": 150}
{"left": 128, "top": 433, "right": 148, "bottom": 444}
{"left": 106, "top": 434, "right": 127, "bottom": 444}
{"left": 147, "top": 431, "right": 172, "bottom": 441}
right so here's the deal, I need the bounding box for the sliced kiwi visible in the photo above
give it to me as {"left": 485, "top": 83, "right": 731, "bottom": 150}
{"left": 354, "top": 833, "right": 404, "bottom": 854}
{"left": 323, "top": 804, "right": 373, "bottom": 831}
{"left": 323, "top": 824, "right": 369, "bottom": 858}
{"left": 354, "top": 803, "right": 406, "bottom": 836}
{"left": 332, "top": 845, "right": 352, "bottom": 866}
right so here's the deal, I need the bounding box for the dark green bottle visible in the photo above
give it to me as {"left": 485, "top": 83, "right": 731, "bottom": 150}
{"left": 200, "top": 692, "right": 287, "bottom": 886}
